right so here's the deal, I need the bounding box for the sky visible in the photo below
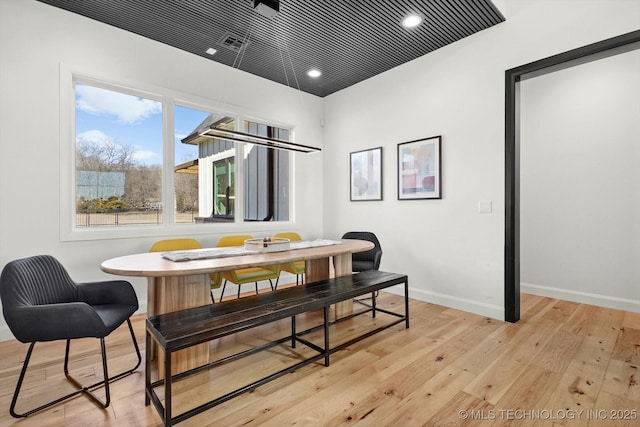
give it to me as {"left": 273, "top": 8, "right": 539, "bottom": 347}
{"left": 75, "top": 83, "right": 208, "bottom": 166}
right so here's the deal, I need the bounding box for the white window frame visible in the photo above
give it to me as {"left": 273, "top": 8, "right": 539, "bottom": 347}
{"left": 59, "top": 64, "right": 295, "bottom": 242}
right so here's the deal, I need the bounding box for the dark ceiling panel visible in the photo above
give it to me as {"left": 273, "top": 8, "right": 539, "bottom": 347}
{"left": 36, "top": 0, "right": 505, "bottom": 97}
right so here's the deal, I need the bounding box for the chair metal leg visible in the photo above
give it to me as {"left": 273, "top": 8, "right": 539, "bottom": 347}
{"left": 9, "top": 318, "right": 141, "bottom": 418}
{"left": 210, "top": 291, "right": 216, "bottom": 304}
{"left": 219, "top": 280, "right": 228, "bottom": 302}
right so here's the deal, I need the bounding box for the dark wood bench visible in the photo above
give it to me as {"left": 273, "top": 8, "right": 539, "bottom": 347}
{"left": 145, "top": 270, "right": 409, "bottom": 426}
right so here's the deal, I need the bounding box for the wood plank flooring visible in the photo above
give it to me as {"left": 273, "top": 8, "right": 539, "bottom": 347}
{"left": 0, "top": 292, "right": 637, "bottom": 426}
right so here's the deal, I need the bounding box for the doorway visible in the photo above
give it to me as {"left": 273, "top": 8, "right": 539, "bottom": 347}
{"left": 504, "top": 30, "right": 640, "bottom": 323}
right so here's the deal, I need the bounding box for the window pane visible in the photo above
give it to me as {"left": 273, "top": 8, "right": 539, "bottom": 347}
{"left": 213, "top": 158, "right": 234, "bottom": 217}
{"left": 243, "top": 121, "right": 290, "bottom": 222}
{"left": 75, "top": 83, "right": 162, "bottom": 227}
{"left": 180, "top": 112, "right": 235, "bottom": 222}
{"left": 174, "top": 105, "right": 208, "bottom": 223}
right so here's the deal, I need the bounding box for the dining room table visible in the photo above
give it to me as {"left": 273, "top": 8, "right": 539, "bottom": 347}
{"left": 100, "top": 238, "right": 374, "bottom": 376}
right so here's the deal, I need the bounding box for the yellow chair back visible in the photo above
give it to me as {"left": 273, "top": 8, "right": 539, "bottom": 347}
{"left": 215, "top": 235, "right": 280, "bottom": 299}
{"left": 273, "top": 232, "right": 302, "bottom": 241}
{"left": 149, "top": 238, "right": 202, "bottom": 252}
{"left": 273, "top": 232, "right": 305, "bottom": 284}
{"left": 149, "top": 238, "right": 222, "bottom": 291}
{"left": 216, "top": 235, "right": 253, "bottom": 247}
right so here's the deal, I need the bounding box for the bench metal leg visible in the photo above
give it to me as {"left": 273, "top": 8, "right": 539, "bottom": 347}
{"left": 291, "top": 315, "right": 296, "bottom": 348}
{"left": 145, "top": 331, "right": 151, "bottom": 406}
{"left": 165, "top": 349, "right": 172, "bottom": 426}
{"left": 405, "top": 278, "right": 410, "bottom": 328}
{"left": 372, "top": 291, "right": 377, "bottom": 318}
{"left": 323, "top": 307, "right": 330, "bottom": 367}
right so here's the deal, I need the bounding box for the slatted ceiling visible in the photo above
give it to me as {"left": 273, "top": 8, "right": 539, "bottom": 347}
{"left": 472, "top": 0, "right": 503, "bottom": 26}
{"left": 453, "top": 1, "right": 486, "bottom": 31}
{"left": 36, "top": 0, "right": 505, "bottom": 97}
{"left": 467, "top": 0, "right": 497, "bottom": 26}
{"left": 431, "top": 5, "right": 474, "bottom": 39}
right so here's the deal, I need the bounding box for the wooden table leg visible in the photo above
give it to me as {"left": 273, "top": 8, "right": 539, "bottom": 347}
{"left": 305, "top": 255, "right": 353, "bottom": 320}
{"left": 149, "top": 274, "right": 210, "bottom": 378}
{"left": 332, "top": 253, "right": 353, "bottom": 319}
{"left": 305, "top": 257, "right": 330, "bottom": 282}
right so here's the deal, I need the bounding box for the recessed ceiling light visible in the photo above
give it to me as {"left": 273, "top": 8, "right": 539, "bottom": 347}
{"left": 307, "top": 69, "right": 322, "bottom": 78}
{"left": 206, "top": 47, "right": 217, "bottom": 55}
{"left": 402, "top": 14, "right": 422, "bottom": 28}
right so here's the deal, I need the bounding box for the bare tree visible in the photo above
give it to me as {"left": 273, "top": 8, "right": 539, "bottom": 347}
{"left": 175, "top": 172, "right": 198, "bottom": 212}
{"left": 76, "top": 137, "right": 161, "bottom": 210}
{"left": 76, "top": 138, "right": 135, "bottom": 172}
{"left": 125, "top": 165, "right": 161, "bottom": 209}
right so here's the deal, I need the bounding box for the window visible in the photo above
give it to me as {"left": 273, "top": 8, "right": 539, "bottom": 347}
{"left": 71, "top": 77, "right": 291, "bottom": 232}
{"left": 174, "top": 105, "right": 207, "bottom": 223}
{"left": 74, "top": 82, "right": 163, "bottom": 227}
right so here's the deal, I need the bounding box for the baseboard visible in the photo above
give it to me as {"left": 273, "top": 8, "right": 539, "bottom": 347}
{"left": 521, "top": 282, "right": 640, "bottom": 313}
{"left": 383, "top": 285, "right": 504, "bottom": 321}
{"left": 0, "top": 324, "right": 14, "bottom": 342}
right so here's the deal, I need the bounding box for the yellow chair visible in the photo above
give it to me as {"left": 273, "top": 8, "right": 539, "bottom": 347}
{"left": 149, "top": 238, "right": 222, "bottom": 304}
{"left": 273, "top": 232, "right": 305, "bottom": 286}
{"left": 216, "top": 235, "right": 280, "bottom": 301}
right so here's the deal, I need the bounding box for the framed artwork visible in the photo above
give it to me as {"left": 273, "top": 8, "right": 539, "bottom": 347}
{"left": 397, "top": 136, "right": 441, "bottom": 200}
{"left": 350, "top": 147, "right": 383, "bottom": 201}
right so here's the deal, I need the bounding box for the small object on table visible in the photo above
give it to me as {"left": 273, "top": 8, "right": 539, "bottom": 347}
{"left": 244, "top": 237, "right": 290, "bottom": 253}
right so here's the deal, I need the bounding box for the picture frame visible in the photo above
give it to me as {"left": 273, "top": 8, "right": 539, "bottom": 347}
{"left": 397, "top": 136, "right": 441, "bottom": 200}
{"left": 350, "top": 147, "right": 383, "bottom": 201}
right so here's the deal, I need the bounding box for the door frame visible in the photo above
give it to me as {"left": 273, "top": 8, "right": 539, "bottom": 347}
{"left": 504, "top": 30, "right": 640, "bottom": 322}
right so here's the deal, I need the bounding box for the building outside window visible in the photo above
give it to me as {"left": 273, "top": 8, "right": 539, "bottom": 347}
{"left": 179, "top": 114, "right": 289, "bottom": 223}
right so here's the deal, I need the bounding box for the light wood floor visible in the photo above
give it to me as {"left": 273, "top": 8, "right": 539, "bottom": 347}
{"left": 0, "top": 292, "right": 638, "bottom": 427}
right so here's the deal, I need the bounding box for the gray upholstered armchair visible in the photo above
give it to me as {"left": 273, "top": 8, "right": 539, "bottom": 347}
{"left": 341, "top": 231, "right": 383, "bottom": 309}
{"left": 341, "top": 231, "right": 383, "bottom": 271}
{"left": 0, "top": 255, "right": 141, "bottom": 418}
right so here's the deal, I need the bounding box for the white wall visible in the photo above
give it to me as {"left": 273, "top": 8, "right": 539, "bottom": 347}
{"left": 0, "top": 0, "right": 324, "bottom": 341}
{"left": 520, "top": 49, "right": 640, "bottom": 312}
{"left": 322, "top": 0, "right": 640, "bottom": 319}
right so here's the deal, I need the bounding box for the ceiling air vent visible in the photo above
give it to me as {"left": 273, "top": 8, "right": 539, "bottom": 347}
{"left": 217, "top": 32, "right": 248, "bottom": 53}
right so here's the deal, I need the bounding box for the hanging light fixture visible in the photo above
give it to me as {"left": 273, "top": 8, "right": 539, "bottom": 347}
{"left": 199, "top": 127, "right": 320, "bottom": 153}
{"left": 200, "top": 0, "right": 321, "bottom": 153}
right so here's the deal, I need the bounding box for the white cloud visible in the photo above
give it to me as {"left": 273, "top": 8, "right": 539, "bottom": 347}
{"left": 76, "top": 84, "right": 161, "bottom": 124}
{"left": 77, "top": 129, "right": 114, "bottom": 146}
{"left": 132, "top": 148, "right": 159, "bottom": 163}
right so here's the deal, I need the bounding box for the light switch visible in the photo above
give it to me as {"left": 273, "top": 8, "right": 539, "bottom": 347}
{"left": 478, "top": 200, "right": 492, "bottom": 213}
